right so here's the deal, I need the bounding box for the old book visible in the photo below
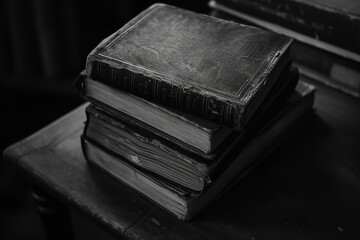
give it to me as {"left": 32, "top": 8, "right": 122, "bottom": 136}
{"left": 77, "top": 72, "right": 233, "bottom": 154}
{"left": 85, "top": 3, "right": 292, "bottom": 131}
{"left": 78, "top": 64, "right": 296, "bottom": 154}
{"left": 81, "top": 67, "right": 298, "bottom": 192}
{"left": 209, "top": 0, "right": 360, "bottom": 61}
{"left": 82, "top": 80, "right": 315, "bottom": 220}
{"left": 83, "top": 105, "right": 239, "bottom": 192}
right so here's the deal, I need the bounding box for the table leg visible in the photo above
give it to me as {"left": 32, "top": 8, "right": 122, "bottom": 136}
{"left": 32, "top": 185, "right": 74, "bottom": 240}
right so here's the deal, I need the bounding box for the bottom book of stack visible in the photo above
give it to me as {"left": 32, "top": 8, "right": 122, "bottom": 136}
{"left": 81, "top": 81, "right": 315, "bottom": 221}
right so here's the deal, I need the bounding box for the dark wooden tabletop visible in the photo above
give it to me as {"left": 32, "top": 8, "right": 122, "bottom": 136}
{"left": 4, "top": 77, "right": 360, "bottom": 240}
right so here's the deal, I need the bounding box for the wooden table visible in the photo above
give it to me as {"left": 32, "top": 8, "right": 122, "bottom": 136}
{"left": 3, "top": 78, "right": 360, "bottom": 240}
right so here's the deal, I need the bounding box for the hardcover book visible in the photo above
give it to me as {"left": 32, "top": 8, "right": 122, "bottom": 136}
{"left": 82, "top": 80, "right": 316, "bottom": 220}
{"left": 83, "top": 105, "right": 239, "bottom": 192}
{"left": 76, "top": 71, "right": 233, "bottom": 154}
{"left": 85, "top": 3, "right": 293, "bottom": 131}
{"left": 77, "top": 65, "right": 296, "bottom": 154}
{"left": 81, "top": 67, "right": 299, "bottom": 192}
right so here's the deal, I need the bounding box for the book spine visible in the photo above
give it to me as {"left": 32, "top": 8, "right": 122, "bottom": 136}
{"left": 89, "top": 60, "right": 243, "bottom": 130}
{"left": 215, "top": 0, "right": 360, "bottom": 55}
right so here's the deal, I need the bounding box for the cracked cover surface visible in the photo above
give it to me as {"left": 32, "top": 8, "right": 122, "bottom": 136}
{"left": 88, "top": 4, "right": 291, "bottom": 100}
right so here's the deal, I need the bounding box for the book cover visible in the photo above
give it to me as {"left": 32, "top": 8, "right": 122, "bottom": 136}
{"left": 86, "top": 3, "right": 292, "bottom": 130}
{"left": 82, "top": 80, "right": 316, "bottom": 220}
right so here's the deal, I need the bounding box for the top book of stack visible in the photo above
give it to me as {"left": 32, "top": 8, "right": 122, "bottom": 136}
{"left": 85, "top": 3, "right": 292, "bottom": 131}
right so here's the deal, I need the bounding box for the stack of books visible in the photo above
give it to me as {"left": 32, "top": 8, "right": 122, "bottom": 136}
{"left": 75, "top": 3, "right": 315, "bottom": 220}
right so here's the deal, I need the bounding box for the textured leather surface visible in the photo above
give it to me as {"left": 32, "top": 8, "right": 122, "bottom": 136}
{"left": 94, "top": 4, "right": 291, "bottom": 99}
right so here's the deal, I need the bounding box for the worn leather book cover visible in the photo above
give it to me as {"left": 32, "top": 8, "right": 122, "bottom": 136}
{"left": 81, "top": 67, "right": 299, "bottom": 193}
{"left": 86, "top": 3, "right": 292, "bottom": 130}
{"left": 210, "top": 0, "right": 360, "bottom": 59}
{"left": 82, "top": 80, "right": 315, "bottom": 220}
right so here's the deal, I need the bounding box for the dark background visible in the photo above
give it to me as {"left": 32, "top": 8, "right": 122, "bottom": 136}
{"left": 0, "top": 1, "right": 207, "bottom": 239}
